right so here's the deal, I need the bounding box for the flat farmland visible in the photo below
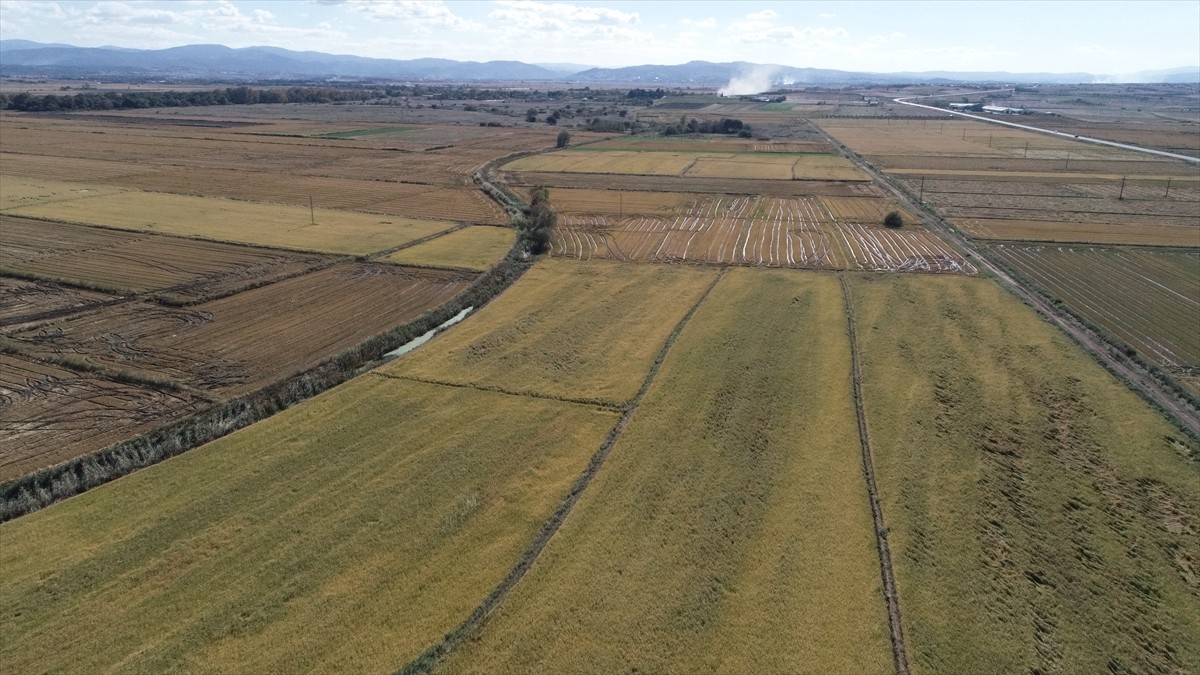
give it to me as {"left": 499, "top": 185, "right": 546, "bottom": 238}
{"left": 1, "top": 216, "right": 329, "bottom": 300}
{"left": 955, "top": 218, "right": 1200, "bottom": 246}
{"left": 0, "top": 355, "right": 201, "bottom": 481}
{"left": 0, "top": 375, "right": 618, "bottom": 672}
{"left": 586, "top": 137, "right": 831, "bottom": 153}
{"left": 850, "top": 274, "right": 1200, "bottom": 674}
{"left": 818, "top": 118, "right": 1157, "bottom": 160}
{"left": 6, "top": 190, "right": 457, "bottom": 255}
{"left": 0, "top": 175, "right": 128, "bottom": 210}
{"left": 504, "top": 149, "right": 865, "bottom": 181}
{"left": 505, "top": 170, "right": 881, "bottom": 197}
{"left": 384, "top": 259, "right": 717, "bottom": 407}
{"left": 0, "top": 278, "right": 115, "bottom": 326}
{"left": 988, "top": 244, "right": 1200, "bottom": 391}
{"left": 12, "top": 263, "right": 472, "bottom": 396}
{"left": 901, "top": 175, "right": 1200, "bottom": 245}
{"left": 552, "top": 195, "right": 975, "bottom": 273}
{"left": 442, "top": 269, "right": 892, "bottom": 674}
{"left": 532, "top": 187, "right": 688, "bottom": 216}
{"left": 382, "top": 225, "right": 514, "bottom": 271}
{"left": 816, "top": 118, "right": 1200, "bottom": 246}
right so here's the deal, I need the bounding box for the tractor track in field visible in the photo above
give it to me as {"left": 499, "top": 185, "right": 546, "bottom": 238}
{"left": 812, "top": 123, "right": 1200, "bottom": 439}
{"left": 396, "top": 267, "right": 727, "bottom": 675}
{"left": 839, "top": 272, "right": 910, "bottom": 675}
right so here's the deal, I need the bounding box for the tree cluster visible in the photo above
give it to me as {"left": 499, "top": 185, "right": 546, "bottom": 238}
{"left": 662, "top": 116, "right": 750, "bottom": 137}
{"left": 518, "top": 186, "right": 556, "bottom": 254}
{"left": 626, "top": 88, "right": 667, "bottom": 100}
{"left": 1, "top": 86, "right": 391, "bottom": 111}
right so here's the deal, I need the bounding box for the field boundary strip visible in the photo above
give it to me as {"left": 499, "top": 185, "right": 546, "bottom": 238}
{"left": 396, "top": 267, "right": 728, "bottom": 675}
{"left": 839, "top": 273, "right": 910, "bottom": 675}
{"left": 371, "top": 373, "right": 622, "bottom": 411}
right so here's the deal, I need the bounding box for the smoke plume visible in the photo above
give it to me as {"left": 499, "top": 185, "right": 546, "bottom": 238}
{"left": 719, "top": 65, "right": 778, "bottom": 96}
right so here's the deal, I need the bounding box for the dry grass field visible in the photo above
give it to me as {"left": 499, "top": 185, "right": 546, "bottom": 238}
{"left": 384, "top": 259, "right": 718, "bottom": 407}
{"left": 6, "top": 190, "right": 458, "bottom": 256}
{"left": 0, "top": 375, "right": 617, "bottom": 672}
{"left": 441, "top": 269, "right": 892, "bottom": 674}
{"left": 851, "top": 274, "right": 1200, "bottom": 674}
{"left": 383, "top": 226, "right": 515, "bottom": 271}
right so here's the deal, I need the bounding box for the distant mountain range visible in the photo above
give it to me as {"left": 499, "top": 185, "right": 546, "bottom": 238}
{"left": 1, "top": 40, "right": 1196, "bottom": 86}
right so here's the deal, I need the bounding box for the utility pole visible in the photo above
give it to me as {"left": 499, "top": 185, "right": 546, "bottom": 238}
{"left": 1023, "top": 141, "right": 1029, "bottom": 158}
{"left": 309, "top": 196, "right": 315, "bottom": 225}
{"left": 1065, "top": 151, "right": 1071, "bottom": 170}
{"left": 619, "top": 192, "right": 623, "bottom": 219}
{"left": 1164, "top": 177, "right": 1172, "bottom": 197}
{"left": 1118, "top": 176, "right": 1126, "bottom": 200}
{"left": 919, "top": 176, "right": 925, "bottom": 203}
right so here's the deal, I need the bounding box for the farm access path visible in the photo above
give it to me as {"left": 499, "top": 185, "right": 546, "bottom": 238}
{"left": 812, "top": 123, "right": 1200, "bottom": 439}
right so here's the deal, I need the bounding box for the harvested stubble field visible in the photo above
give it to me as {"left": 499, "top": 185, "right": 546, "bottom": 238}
{"left": 0, "top": 354, "right": 201, "bottom": 481}
{"left": 551, "top": 194, "right": 974, "bottom": 273}
{"left": 384, "top": 258, "right": 718, "bottom": 407}
{"left": 503, "top": 149, "right": 865, "bottom": 181}
{"left": 6, "top": 189, "right": 457, "bottom": 256}
{"left": 0, "top": 375, "right": 618, "bottom": 672}
{"left": 1, "top": 216, "right": 329, "bottom": 299}
{"left": 505, "top": 170, "right": 881, "bottom": 197}
{"left": 12, "top": 263, "right": 472, "bottom": 396}
{"left": 382, "top": 225, "right": 514, "bottom": 271}
{"left": 0, "top": 113, "right": 558, "bottom": 223}
{"left": 988, "top": 244, "right": 1200, "bottom": 392}
{"left": 898, "top": 175, "right": 1200, "bottom": 246}
{"left": 0, "top": 278, "right": 115, "bottom": 326}
{"left": 585, "top": 137, "right": 831, "bottom": 153}
{"left": 528, "top": 187, "right": 688, "bottom": 216}
{"left": 850, "top": 274, "right": 1200, "bottom": 674}
{"left": 818, "top": 118, "right": 1160, "bottom": 161}
{"left": 441, "top": 269, "right": 892, "bottom": 674}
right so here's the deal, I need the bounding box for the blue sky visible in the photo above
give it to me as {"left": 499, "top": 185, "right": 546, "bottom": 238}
{"left": 2, "top": 1, "right": 1197, "bottom": 74}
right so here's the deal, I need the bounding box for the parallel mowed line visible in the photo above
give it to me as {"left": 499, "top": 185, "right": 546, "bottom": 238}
{"left": 440, "top": 268, "right": 893, "bottom": 674}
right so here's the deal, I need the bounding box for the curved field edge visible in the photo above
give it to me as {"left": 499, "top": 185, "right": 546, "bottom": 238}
{"left": 850, "top": 274, "right": 1200, "bottom": 674}
{"left": 437, "top": 269, "right": 893, "bottom": 674}
{"left": 0, "top": 377, "right": 618, "bottom": 672}
{"left": 0, "top": 247, "right": 529, "bottom": 522}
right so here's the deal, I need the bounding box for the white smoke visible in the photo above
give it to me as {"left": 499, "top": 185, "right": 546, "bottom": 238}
{"left": 719, "top": 65, "right": 778, "bottom": 96}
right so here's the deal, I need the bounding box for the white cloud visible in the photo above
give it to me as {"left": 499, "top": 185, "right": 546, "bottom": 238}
{"left": 340, "top": 0, "right": 480, "bottom": 30}
{"left": 681, "top": 17, "right": 717, "bottom": 30}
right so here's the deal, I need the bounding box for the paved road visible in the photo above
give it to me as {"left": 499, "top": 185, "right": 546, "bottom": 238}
{"left": 893, "top": 95, "right": 1200, "bottom": 164}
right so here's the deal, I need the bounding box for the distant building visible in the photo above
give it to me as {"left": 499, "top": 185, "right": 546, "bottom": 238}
{"left": 982, "top": 105, "right": 1027, "bottom": 114}
{"left": 948, "top": 102, "right": 976, "bottom": 109}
